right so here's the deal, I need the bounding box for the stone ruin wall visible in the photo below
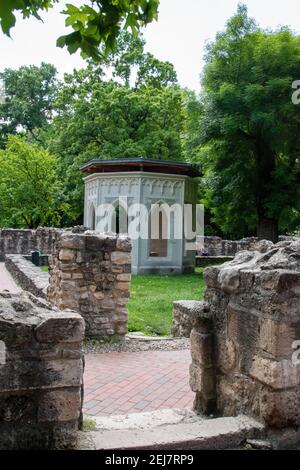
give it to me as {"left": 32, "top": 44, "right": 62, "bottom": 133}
{"left": 5, "top": 254, "right": 49, "bottom": 299}
{"left": 0, "top": 228, "right": 59, "bottom": 262}
{"left": 172, "top": 301, "right": 203, "bottom": 338}
{"left": 47, "top": 232, "right": 131, "bottom": 339}
{"left": 0, "top": 226, "right": 89, "bottom": 262}
{"left": 0, "top": 291, "right": 84, "bottom": 450}
{"left": 198, "top": 235, "right": 299, "bottom": 257}
{"left": 190, "top": 239, "right": 300, "bottom": 429}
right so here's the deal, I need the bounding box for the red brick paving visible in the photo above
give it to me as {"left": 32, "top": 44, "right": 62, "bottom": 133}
{"left": 83, "top": 349, "right": 194, "bottom": 416}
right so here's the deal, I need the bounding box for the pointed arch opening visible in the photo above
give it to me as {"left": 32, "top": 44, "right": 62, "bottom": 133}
{"left": 111, "top": 199, "right": 128, "bottom": 235}
{"left": 149, "top": 202, "right": 168, "bottom": 258}
{"left": 89, "top": 203, "right": 96, "bottom": 230}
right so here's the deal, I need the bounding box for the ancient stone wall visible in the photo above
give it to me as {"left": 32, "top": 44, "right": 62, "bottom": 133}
{"left": 172, "top": 301, "right": 204, "bottom": 338}
{"left": 198, "top": 235, "right": 299, "bottom": 257}
{"left": 0, "top": 228, "right": 60, "bottom": 261}
{"left": 5, "top": 254, "right": 49, "bottom": 299}
{"left": 0, "top": 226, "right": 89, "bottom": 261}
{"left": 198, "top": 236, "right": 259, "bottom": 256}
{"left": 190, "top": 239, "right": 300, "bottom": 428}
{"left": 0, "top": 291, "right": 84, "bottom": 449}
{"left": 47, "top": 232, "right": 131, "bottom": 339}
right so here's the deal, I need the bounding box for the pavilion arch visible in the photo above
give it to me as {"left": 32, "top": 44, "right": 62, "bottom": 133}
{"left": 88, "top": 202, "right": 96, "bottom": 230}
{"left": 148, "top": 201, "right": 169, "bottom": 258}
{"left": 110, "top": 198, "right": 129, "bottom": 235}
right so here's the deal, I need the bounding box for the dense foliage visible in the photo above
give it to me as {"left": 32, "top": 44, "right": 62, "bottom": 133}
{"left": 197, "top": 5, "right": 300, "bottom": 240}
{"left": 0, "top": 135, "right": 68, "bottom": 228}
{"left": 0, "top": 33, "right": 190, "bottom": 226}
{"left": 0, "top": 0, "right": 159, "bottom": 59}
{"left": 0, "top": 63, "right": 57, "bottom": 147}
{"left": 0, "top": 5, "right": 300, "bottom": 240}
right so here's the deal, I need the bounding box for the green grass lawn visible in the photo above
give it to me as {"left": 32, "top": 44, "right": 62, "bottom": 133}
{"left": 128, "top": 268, "right": 206, "bottom": 337}
{"left": 41, "top": 265, "right": 206, "bottom": 337}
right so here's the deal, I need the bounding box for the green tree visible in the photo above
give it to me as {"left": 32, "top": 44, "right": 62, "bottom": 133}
{"left": 0, "top": 135, "right": 69, "bottom": 228}
{"left": 198, "top": 4, "right": 300, "bottom": 241}
{"left": 103, "top": 32, "right": 177, "bottom": 88}
{"left": 0, "top": 63, "right": 57, "bottom": 146}
{"left": 48, "top": 74, "right": 185, "bottom": 223}
{"left": 182, "top": 89, "right": 203, "bottom": 163}
{"left": 0, "top": 1, "right": 159, "bottom": 59}
{"left": 41, "top": 34, "right": 183, "bottom": 224}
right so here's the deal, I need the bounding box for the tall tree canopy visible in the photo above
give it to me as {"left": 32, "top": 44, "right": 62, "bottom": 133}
{"left": 0, "top": 1, "right": 159, "bottom": 59}
{"left": 104, "top": 32, "right": 177, "bottom": 88}
{"left": 198, "top": 4, "right": 300, "bottom": 241}
{"left": 0, "top": 32, "right": 188, "bottom": 227}
{"left": 48, "top": 59, "right": 185, "bottom": 223}
{"left": 0, "top": 63, "right": 57, "bottom": 147}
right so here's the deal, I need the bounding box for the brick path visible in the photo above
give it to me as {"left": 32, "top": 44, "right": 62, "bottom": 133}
{"left": 83, "top": 349, "right": 194, "bottom": 416}
{"left": 0, "top": 263, "right": 20, "bottom": 293}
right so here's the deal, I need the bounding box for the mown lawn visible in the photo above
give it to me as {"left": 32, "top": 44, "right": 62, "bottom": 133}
{"left": 41, "top": 265, "right": 206, "bottom": 337}
{"left": 128, "top": 268, "right": 206, "bottom": 337}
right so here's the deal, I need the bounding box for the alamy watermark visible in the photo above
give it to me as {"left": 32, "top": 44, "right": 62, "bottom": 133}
{"left": 92, "top": 198, "right": 204, "bottom": 252}
{"left": 292, "top": 340, "right": 300, "bottom": 365}
{"left": 292, "top": 80, "right": 300, "bottom": 104}
{"left": 0, "top": 79, "right": 5, "bottom": 105}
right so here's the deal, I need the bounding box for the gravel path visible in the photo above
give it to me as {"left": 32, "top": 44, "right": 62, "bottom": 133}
{"left": 83, "top": 337, "right": 190, "bottom": 354}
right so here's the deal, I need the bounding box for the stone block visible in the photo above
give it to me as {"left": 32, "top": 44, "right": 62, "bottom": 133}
{"left": 259, "top": 319, "right": 300, "bottom": 358}
{"left": 190, "top": 330, "right": 213, "bottom": 367}
{"left": 34, "top": 313, "right": 85, "bottom": 343}
{"left": 172, "top": 301, "right": 208, "bottom": 338}
{"left": 61, "top": 273, "right": 72, "bottom": 280}
{"left": 0, "top": 359, "right": 83, "bottom": 392}
{"left": 94, "top": 291, "right": 105, "bottom": 300}
{"left": 227, "top": 306, "right": 259, "bottom": 372}
{"left": 72, "top": 273, "right": 84, "bottom": 280}
{"left": 250, "top": 355, "right": 300, "bottom": 389}
{"left": 203, "top": 267, "right": 220, "bottom": 288}
{"left": 111, "top": 251, "right": 131, "bottom": 265}
{"left": 38, "top": 389, "right": 81, "bottom": 422}
{"left": 115, "top": 323, "right": 128, "bottom": 335}
{"left": 60, "top": 234, "right": 85, "bottom": 250}
{"left": 219, "top": 268, "right": 240, "bottom": 294}
{"left": 115, "top": 282, "right": 130, "bottom": 291}
{"left": 239, "top": 270, "right": 255, "bottom": 290}
{"left": 217, "top": 338, "right": 237, "bottom": 374}
{"left": 116, "top": 273, "right": 131, "bottom": 282}
{"left": 259, "top": 387, "right": 300, "bottom": 427}
{"left": 217, "top": 375, "right": 260, "bottom": 418}
{"left": 189, "top": 363, "right": 215, "bottom": 396}
{"left": 59, "top": 249, "right": 76, "bottom": 261}
{"left": 0, "top": 393, "right": 37, "bottom": 422}
{"left": 116, "top": 237, "right": 131, "bottom": 252}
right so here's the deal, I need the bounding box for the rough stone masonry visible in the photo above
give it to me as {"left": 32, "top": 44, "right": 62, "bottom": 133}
{"left": 190, "top": 239, "right": 300, "bottom": 429}
{"left": 47, "top": 232, "right": 131, "bottom": 339}
{"left": 0, "top": 291, "right": 84, "bottom": 450}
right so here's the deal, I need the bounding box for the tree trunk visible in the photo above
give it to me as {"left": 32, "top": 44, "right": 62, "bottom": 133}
{"left": 257, "top": 216, "right": 278, "bottom": 243}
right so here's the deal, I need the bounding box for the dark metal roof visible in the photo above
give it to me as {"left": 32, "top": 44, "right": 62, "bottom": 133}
{"left": 80, "top": 158, "right": 201, "bottom": 178}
